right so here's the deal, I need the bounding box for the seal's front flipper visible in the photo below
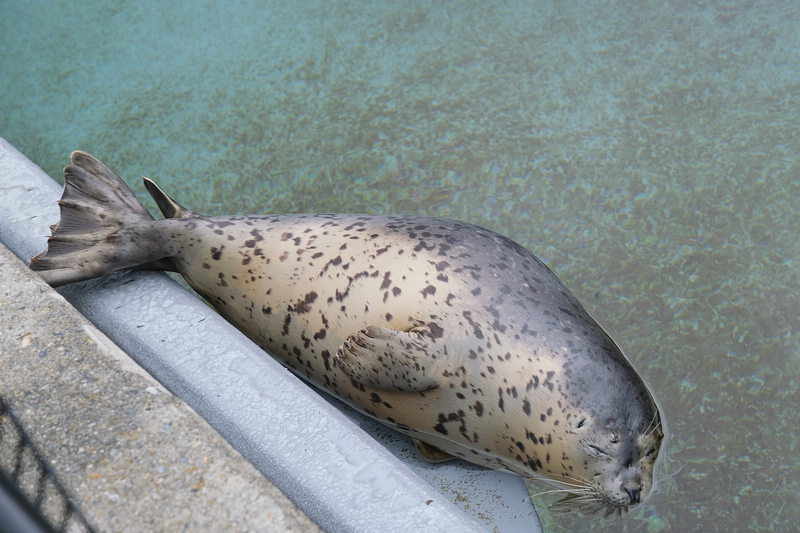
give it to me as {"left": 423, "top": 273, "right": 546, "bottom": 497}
{"left": 334, "top": 324, "right": 446, "bottom": 391}
{"left": 412, "top": 438, "right": 456, "bottom": 463}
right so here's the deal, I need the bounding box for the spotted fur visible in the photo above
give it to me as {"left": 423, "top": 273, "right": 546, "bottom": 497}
{"left": 31, "top": 151, "right": 664, "bottom": 512}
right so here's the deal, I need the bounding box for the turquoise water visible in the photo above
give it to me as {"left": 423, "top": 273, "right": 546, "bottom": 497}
{"left": 3, "top": 1, "right": 799, "bottom": 531}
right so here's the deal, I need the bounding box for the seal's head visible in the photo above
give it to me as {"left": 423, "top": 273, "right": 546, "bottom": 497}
{"left": 559, "top": 407, "right": 663, "bottom": 514}
{"left": 536, "top": 362, "right": 664, "bottom": 516}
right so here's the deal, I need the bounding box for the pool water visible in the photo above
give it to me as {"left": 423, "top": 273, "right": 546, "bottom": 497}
{"left": 2, "top": 1, "right": 799, "bottom": 531}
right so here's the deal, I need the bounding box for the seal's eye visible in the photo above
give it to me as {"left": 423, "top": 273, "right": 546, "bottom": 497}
{"left": 588, "top": 444, "right": 610, "bottom": 458}
{"left": 574, "top": 418, "right": 587, "bottom": 430}
{"left": 609, "top": 433, "right": 620, "bottom": 444}
{"left": 645, "top": 447, "right": 657, "bottom": 459}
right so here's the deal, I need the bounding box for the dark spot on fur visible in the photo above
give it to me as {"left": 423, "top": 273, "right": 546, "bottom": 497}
{"left": 414, "top": 240, "right": 435, "bottom": 252}
{"left": 434, "top": 413, "right": 449, "bottom": 435}
{"left": 462, "top": 310, "right": 483, "bottom": 339}
{"left": 250, "top": 228, "right": 264, "bottom": 241}
{"left": 427, "top": 322, "right": 444, "bottom": 339}
{"left": 491, "top": 318, "right": 507, "bottom": 333}
{"left": 321, "top": 255, "right": 343, "bottom": 275}
{"left": 295, "top": 291, "right": 318, "bottom": 313}
{"left": 421, "top": 285, "right": 436, "bottom": 298}
{"left": 350, "top": 378, "right": 365, "bottom": 392}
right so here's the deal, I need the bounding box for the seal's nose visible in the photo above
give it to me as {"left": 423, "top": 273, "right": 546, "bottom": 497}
{"left": 625, "top": 487, "right": 641, "bottom": 504}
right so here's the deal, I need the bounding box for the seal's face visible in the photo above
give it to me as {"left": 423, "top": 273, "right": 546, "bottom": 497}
{"left": 552, "top": 410, "right": 664, "bottom": 514}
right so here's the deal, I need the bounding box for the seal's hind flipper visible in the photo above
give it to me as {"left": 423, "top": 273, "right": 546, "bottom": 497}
{"left": 30, "top": 151, "right": 176, "bottom": 287}
{"left": 143, "top": 177, "right": 196, "bottom": 219}
{"left": 334, "top": 324, "right": 445, "bottom": 392}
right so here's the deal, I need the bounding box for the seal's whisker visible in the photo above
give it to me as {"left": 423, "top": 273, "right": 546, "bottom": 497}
{"left": 650, "top": 459, "right": 685, "bottom": 495}
{"left": 546, "top": 474, "right": 595, "bottom": 491}
{"left": 642, "top": 410, "right": 662, "bottom": 438}
{"left": 526, "top": 487, "right": 593, "bottom": 500}
{"left": 645, "top": 420, "right": 662, "bottom": 439}
{"left": 550, "top": 493, "right": 610, "bottom": 515}
{"left": 543, "top": 481, "right": 592, "bottom": 494}
{"left": 545, "top": 478, "right": 588, "bottom": 489}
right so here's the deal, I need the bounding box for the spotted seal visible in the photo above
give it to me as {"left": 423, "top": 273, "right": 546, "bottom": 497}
{"left": 31, "top": 151, "right": 664, "bottom": 513}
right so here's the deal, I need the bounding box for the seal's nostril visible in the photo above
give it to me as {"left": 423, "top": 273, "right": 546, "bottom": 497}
{"left": 625, "top": 487, "right": 641, "bottom": 504}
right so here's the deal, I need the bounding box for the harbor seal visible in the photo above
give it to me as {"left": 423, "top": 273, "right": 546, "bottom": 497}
{"left": 31, "top": 151, "right": 664, "bottom": 513}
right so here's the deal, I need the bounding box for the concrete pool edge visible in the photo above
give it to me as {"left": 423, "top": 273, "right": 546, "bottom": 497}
{"left": 0, "top": 241, "right": 322, "bottom": 532}
{"left": 0, "top": 139, "right": 543, "bottom": 531}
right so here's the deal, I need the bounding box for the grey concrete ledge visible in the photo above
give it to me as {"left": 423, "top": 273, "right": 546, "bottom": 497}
{"left": 0, "top": 138, "right": 542, "bottom": 532}
{"left": 0, "top": 243, "right": 320, "bottom": 532}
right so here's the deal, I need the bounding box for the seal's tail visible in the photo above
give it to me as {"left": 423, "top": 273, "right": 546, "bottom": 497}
{"left": 30, "top": 151, "right": 185, "bottom": 287}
